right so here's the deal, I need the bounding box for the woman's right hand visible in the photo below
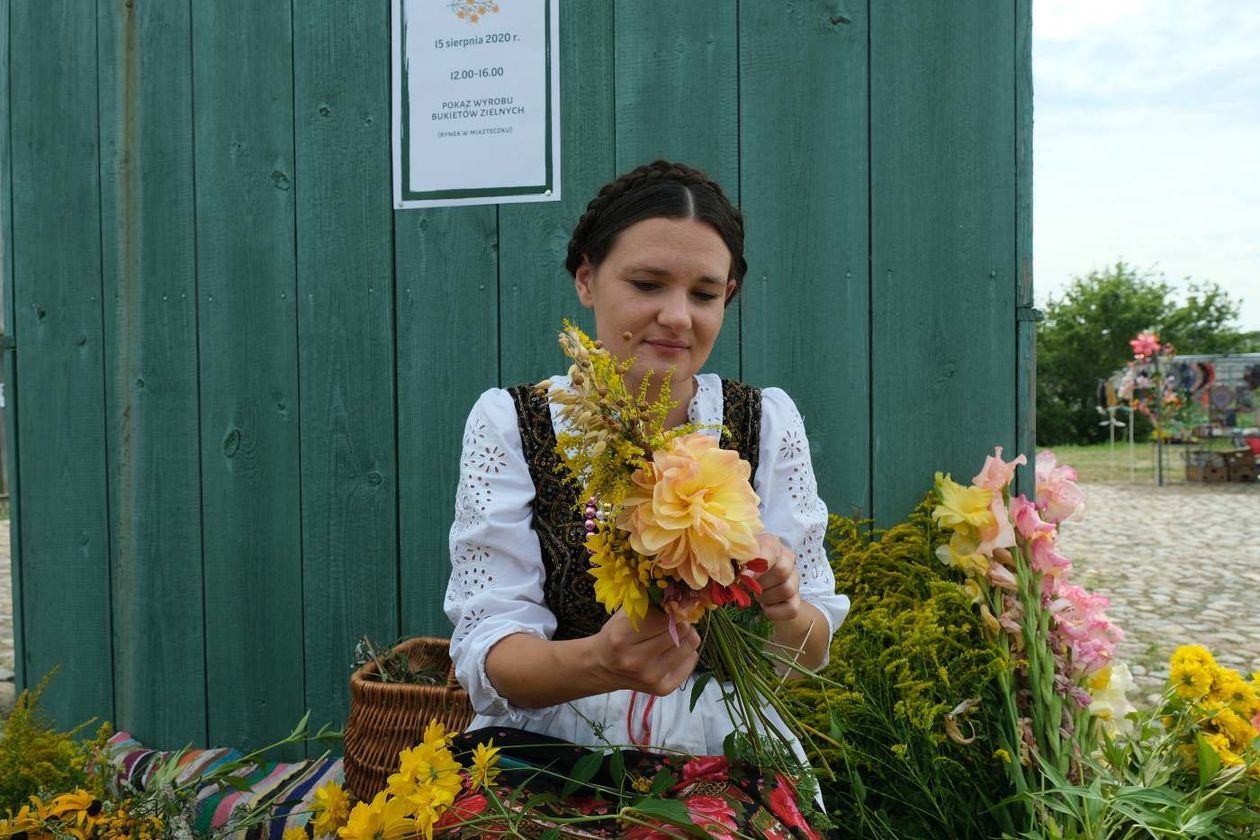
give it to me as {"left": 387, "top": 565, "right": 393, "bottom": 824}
{"left": 592, "top": 607, "right": 701, "bottom": 696}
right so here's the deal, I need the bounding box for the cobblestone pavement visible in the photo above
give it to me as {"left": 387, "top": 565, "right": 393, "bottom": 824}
{"left": 1062, "top": 481, "right": 1260, "bottom": 706}
{"left": 0, "top": 481, "right": 1256, "bottom": 715}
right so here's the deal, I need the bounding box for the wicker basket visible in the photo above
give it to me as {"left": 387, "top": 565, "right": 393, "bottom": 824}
{"left": 343, "top": 637, "right": 475, "bottom": 801}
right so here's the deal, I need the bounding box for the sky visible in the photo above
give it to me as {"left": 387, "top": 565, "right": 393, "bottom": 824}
{"left": 1033, "top": 0, "right": 1260, "bottom": 332}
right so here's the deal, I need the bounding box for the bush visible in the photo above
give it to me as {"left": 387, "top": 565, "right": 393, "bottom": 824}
{"left": 0, "top": 670, "right": 107, "bottom": 816}
{"left": 789, "top": 502, "right": 1017, "bottom": 839}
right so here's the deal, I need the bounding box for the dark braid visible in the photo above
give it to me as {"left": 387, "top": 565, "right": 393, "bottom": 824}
{"left": 565, "top": 160, "right": 747, "bottom": 298}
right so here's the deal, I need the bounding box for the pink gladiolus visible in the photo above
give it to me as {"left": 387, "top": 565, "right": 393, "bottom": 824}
{"left": 1045, "top": 579, "right": 1124, "bottom": 677}
{"left": 987, "top": 560, "right": 1018, "bottom": 591}
{"left": 1129, "top": 331, "right": 1160, "bottom": 358}
{"left": 976, "top": 493, "right": 1017, "bottom": 556}
{"left": 973, "top": 446, "right": 1028, "bottom": 492}
{"left": 1035, "top": 451, "right": 1085, "bottom": 525}
{"left": 999, "top": 595, "right": 1023, "bottom": 634}
{"left": 1030, "top": 535, "right": 1072, "bottom": 576}
{"left": 1009, "top": 495, "right": 1045, "bottom": 540}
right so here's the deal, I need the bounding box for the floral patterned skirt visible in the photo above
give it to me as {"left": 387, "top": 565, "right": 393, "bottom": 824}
{"left": 435, "top": 727, "right": 828, "bottom": 839}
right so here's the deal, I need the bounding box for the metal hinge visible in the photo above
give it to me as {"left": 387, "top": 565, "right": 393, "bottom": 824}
{"left": 1016, "top": 306, "right": 1043, "bottom": 322}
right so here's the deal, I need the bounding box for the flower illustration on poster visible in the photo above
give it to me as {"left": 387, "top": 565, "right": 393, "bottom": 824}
{"left": 451, "top": 1, "right": 500, "bottom": 24}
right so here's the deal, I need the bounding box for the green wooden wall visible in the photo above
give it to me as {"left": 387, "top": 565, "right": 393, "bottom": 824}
{"left": 1, "top": 0, "right": 1034, "bottom": 754}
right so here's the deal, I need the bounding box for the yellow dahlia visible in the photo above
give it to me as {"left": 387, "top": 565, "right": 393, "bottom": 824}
{"left": 619, "top": 433, "right": 762, "bottom": 589}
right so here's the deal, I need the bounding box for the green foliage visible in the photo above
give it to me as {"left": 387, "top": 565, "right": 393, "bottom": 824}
{"left": 1036, "top": 262, "right": 1256, "bottom": 445}
{"left": 788, "top": 502, "right": 1016, "bottom": 839}
{"left": 1017, "top": 698, "right": 1260, "bottom": 839}
{"left": 0, "top": 670, "right": 102, "bottom": 815}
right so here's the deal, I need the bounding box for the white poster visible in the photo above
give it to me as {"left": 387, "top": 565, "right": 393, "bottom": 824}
{"left": 392, "top": 0, "right": 561, "bottom": 209}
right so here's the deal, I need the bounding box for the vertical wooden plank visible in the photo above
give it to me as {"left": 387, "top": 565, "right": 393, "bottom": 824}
{"left": 0, "top": 0, "right": 27, "bottom": 694}
{"left": 97, "top": 0, "right": 205, "bottom": 747}
{"left": 740, "top": 1, "right": 871, "bottom": 519}
{"left": 194, "top": 0, "right": 304, "bottom": 753}
{"left": 9, "top": 0, "right": 113, "bottom": 728}
{"left": 499, "top": 0, "right": 613, "bottom": 385}
{"left": 294, "top": 0, "right": 397, "bottom": 736}
{"left": 613, "top": 0, "right": 741, "bottom": 379}
{"left": 1015, "top": 0, "right": 1036, "bottom": 495}
{"left": 870, "top": 2, "right": 1017, "bottom": 524}
{"left": 397, "top": 206, "right": 497, "bottom": 636}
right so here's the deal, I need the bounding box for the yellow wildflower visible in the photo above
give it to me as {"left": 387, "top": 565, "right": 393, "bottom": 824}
{"left": 1170, "top": 646, "right": 1215, "bottom": 701}
{"left": 993, "top": 748, "right": 1012, "bottom": 763}
{"left": 0, "top": 801, "right": 46, "bottom": 835}
{"left": 283, "top": 827, "right": 309, "bottom": 840}
{"left": 1212, "top": 707, "right": 1258, "bottom": 750}
{"left": 338, "top": 792, "right": 416, "bottom": 840}
{"left": 386, "top": 722, "right": 462, "bottom": 809}
{"left": 1210, "top": 669, "right": 1258, "bottom": 714}
{"left": 1171, "top": 644, "right": 1216, "bottom": 671}
{"left": 468, "top": 740, "right": 501, "bottom": 791}
{"left": 310, "top": 779, "right": 351, "bottom": 837}
{"left": 630, "top": 774, "right": 653, "bottom": 793}
{"left": 47, "top": 789, "right": 103, "bottom": 837}
{"left": 1204, "top": 732, "right": 1244, "bottom": 768}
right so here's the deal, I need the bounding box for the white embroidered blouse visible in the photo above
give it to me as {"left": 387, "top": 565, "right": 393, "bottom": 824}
{"left": 444, "top": 373, "right": 850, "bottom": 756}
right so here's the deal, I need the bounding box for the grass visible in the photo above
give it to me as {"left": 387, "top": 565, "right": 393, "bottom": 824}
{"left": 1046, "top": 437, "right": 1250, "bottom": 484}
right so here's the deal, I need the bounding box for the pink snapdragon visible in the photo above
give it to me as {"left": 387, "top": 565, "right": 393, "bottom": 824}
{"left": 1035, "top": 451, "right": 1085, "bottom": 525}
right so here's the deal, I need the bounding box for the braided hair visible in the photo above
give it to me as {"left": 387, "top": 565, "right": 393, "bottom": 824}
{"left": 565, "top": 160, "right": 747, "bottom": 302}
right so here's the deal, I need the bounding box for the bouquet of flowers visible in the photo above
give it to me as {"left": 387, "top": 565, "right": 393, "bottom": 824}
{"left": 541, "top": 322, "right": 835, "bottom": 781}
{"left": 931, "top": 448, "right": 1124, "bottom": 815}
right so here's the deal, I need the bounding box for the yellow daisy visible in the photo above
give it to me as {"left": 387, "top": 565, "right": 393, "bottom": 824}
{"left": 337, "top": 792, "right": 415, "bottom": 840}
{"left": 310, "top": 780, "right": 351, "bottom": 837}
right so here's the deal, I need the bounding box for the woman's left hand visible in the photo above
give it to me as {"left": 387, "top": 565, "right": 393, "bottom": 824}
{"left": 751, "top": 532, "right": 801, "bottom": 623}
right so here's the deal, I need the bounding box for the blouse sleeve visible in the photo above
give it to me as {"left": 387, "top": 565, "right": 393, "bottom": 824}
{"left": 755, "top": 387, "right": 850, "bottom": 661}
{"left": 445, "top": 388, "right": 557, "bottom": 718}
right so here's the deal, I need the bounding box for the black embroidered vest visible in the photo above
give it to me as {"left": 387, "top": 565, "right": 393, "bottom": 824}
{"left": 507, "top": 380, "right": 762, "bottom": 642}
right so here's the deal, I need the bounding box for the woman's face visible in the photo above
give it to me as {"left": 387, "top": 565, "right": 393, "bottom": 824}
{"left": 575, "top": 217, "right": 736, "bottom": 395}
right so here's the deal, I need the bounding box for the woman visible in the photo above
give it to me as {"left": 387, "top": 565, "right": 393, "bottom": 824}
{"left": 444, "top": 161, "right": 849, "bottom": 826}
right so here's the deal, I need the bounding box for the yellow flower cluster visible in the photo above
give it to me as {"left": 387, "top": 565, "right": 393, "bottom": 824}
{"left": 587, "top": 523, "right": 653, "bottom": 627}
{"left": 323, "top": 721, "right": 499, "bottom": 840}
{"left": 1168, "top": 645, "right": 1260, "bottom": 770}
{"left": 547, "top": 321, "right": 684, "bottom": 508}
{"left": 0, "top": 790, "right": 166, "bottom": 840}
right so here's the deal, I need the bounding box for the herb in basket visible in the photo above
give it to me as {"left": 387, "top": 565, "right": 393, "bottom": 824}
{"left": 352, "top": 636, "right": 447, "bottom": 685}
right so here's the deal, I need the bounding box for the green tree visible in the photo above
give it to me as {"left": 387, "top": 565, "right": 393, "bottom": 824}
{"left": 1035, "top": 262, "right": 1253, "bottom": 445}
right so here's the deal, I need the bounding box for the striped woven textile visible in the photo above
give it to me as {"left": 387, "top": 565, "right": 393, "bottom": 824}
{"left": 105, "top": 732, "right": 344, "bottom": 839}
